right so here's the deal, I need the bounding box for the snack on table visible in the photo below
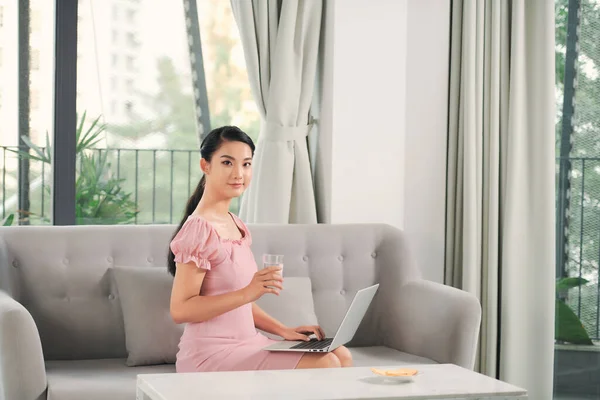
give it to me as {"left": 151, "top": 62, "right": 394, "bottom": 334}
{"left": 370, "top": 367, "right": 419, "bottom": 377}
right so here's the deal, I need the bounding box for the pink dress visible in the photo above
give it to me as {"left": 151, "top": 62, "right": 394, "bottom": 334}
{"left": 169, "top": 213, "right": 304, "bottom": 372}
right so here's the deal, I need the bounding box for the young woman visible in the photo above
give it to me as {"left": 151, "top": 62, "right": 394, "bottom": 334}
{"left": 167, "top": 126, "right": 352, "bottom": 372}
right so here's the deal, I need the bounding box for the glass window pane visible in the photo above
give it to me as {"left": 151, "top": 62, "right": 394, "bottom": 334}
{"left": 0, "top": 0, "right": 54, "bottom": 226}
{"left": 75, "top": 0, "right": 258, "bottom": 225}
{"left": 198, "top": 0, "right": 260, "bottom": 143}
{"left": 555, "top": 0, "right": 600, "bottom": 398}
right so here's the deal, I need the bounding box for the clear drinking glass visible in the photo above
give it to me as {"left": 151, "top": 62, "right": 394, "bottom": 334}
{"left": 262, "top": 254, "right": 284, "bottom": 276}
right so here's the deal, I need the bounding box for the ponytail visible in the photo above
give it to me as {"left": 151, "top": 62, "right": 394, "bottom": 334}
{"left": 167, "top": 175, "right": 205, "bottom": 276}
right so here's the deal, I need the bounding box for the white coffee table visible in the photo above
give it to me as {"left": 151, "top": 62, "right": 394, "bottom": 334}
{"left": 136, "top": 363, "right": 527, "bottom": 400}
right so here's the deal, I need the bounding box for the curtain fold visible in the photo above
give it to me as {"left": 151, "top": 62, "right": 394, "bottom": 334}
{"left": 445, "top": 1, "right": 555, "bottom": 399}
{"left": 230, "top": 0, "right": 323, "bottom": 224}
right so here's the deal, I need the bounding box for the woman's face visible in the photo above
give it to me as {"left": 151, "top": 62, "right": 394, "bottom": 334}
{"left": 202, "top": 140, "right": 253, "bottom": 199}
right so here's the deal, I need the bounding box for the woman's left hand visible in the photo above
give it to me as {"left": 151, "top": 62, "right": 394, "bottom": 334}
{"left": 279, "top": 325, "right": 326, "bottom": 341}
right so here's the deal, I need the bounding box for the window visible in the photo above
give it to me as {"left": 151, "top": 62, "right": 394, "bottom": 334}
{"left": 554, "top": 0, "right": 600, "bottom": 398}
{"left": 75, "top": 0, "right": 259, "bottom": 224}
{"left": 126, "top": 32, "right": 137, "bottom": 48}
{"left": 125, "top": 55, "right": 134, "bottom": 72}
{"left": 3, "top": 0, "right": 258, "bottom": 226}
{"left": 198, "top": 0, "right": 259, "bottom": 143}
{"left": 126, "top": 8, "right": 136, "bottom": 23}
{"left": 1, "top": 0, "right": 55, "bottom": 225}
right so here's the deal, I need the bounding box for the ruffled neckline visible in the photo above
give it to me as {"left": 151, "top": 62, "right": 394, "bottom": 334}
{"left": 186, "top": 212, "right": 247, "bottom": 245}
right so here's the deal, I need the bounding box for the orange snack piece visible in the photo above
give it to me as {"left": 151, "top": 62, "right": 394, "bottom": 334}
{"left": 371, "top": 367, "right": 418, "bottom": 377}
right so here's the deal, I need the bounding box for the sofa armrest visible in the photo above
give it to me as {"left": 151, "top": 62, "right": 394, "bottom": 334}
{"left": 381, "top": 280, "right": 481, "bottom": 369}
{"left": 0, "top": 291, "right": 46, "bottom": 400}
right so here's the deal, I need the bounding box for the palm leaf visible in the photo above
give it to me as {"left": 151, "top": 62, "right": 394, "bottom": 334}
{"left": 75, "top": 110, "right": 87, "bottom": 144}
{"left": 45, "top": 130, "right": 52, "bottom": 162}
{"left": 16, "top": 136, "right": 51, "bottom": 163}
{"left": 77, "top": 114, "right": 106, "bottom": 152}
{"left": 5, "top": 147, "right": 49, "bottom": 163}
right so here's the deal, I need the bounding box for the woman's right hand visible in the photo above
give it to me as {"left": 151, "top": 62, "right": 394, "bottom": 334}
{"left": 243, "top": 266, "right": 283, "bottom": 302}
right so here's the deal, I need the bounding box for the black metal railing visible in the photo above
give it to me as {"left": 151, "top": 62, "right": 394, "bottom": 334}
{"left": 0, "top": 146, "right": 241, "bottom": 225}
{"left": 557, "top": 156, "right": 600, "bottom": 341}
{"left": 3, "top": 148, "right": 598, "bottom": 338}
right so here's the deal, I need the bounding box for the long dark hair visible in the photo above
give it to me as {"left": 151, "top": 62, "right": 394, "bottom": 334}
{"left": 167, "top": 126, "right": 255, "bottom": 276}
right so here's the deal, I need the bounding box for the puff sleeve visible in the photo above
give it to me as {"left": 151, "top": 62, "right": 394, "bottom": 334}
{"left": 169, "top": 218, "right": 227, "bottom": 270}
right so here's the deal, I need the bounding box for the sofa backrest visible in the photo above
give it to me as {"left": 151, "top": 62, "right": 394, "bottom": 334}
{"left": 0, "top": 223, "right": 420, "bottom": 360}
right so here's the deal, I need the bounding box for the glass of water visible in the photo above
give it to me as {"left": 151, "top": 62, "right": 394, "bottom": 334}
{"left": 262, "top": 254, "right": 284, "bottom": 276}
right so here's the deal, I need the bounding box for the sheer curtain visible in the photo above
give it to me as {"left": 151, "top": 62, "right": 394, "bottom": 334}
{"left": 230, "top": 0, "right": 323, "bottom": 224}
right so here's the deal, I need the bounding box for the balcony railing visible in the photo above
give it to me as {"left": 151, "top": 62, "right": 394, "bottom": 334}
{"left": 0, "top": 146, "right": 241, "bottom": 225}
{"left": 2, "top": 147, "right": 599, "bottom": 340}
{"left": 557, "top": 156, "right": 600, "bottom": 342}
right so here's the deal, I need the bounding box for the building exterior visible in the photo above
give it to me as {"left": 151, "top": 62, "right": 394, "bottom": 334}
{"left": 0, "top": 0, "right": 144, "bottom": 148}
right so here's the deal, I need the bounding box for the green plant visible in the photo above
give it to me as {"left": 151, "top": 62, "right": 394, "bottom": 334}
{"left": 75, "top": 150, "right": 137, "bottom": 224}
{"left": 2, "top": 214, "right": 15, "bottom": 226}
{"left": 9, "top": 112, "right": 138, "bottom": 225}
{"left": 555, "top": 277, "right": 594, "bottom": 345}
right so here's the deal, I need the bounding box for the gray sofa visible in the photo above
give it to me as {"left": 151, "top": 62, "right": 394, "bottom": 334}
{"left": 0, "top": 223, "right": 481, "bottom": 400}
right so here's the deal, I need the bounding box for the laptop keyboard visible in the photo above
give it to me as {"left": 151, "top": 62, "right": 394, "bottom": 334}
{"left": 290, "top": 338, "right": 333, "bottom": 350}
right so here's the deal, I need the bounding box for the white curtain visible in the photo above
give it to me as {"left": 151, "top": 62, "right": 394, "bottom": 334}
{"left": 230, "top": 0, "right": 323, "bottom": 224}
{"left": 445, "top": 1, "right": 555, "bottom": 399}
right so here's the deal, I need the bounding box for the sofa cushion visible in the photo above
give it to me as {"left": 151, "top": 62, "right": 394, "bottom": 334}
{"left": 110, "top": 266, "right": 183, "bottom": 366}
{"left": 45, "top": 358, "right": 175, "bottom": 400}
{"left": 350, "top": 346, "right": 438, "bottom": 367}
{"left": 255, "top": 277, "right": 319, "bottom": 339}
{"left": 110, "top": 265, "right": 319, "bottom": 366}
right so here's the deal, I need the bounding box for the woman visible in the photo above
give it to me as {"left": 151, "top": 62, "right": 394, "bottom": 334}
{"left": 168, "top": 125, "right": 352, "bottom": 372}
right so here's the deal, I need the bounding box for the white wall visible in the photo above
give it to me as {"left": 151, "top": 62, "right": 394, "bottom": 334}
{"left": 404, "top": 0, "right": 450, "bottom": 283}
{"left": 317, "top": 0, "right": 408, "bottom": 229}
{"left": 316, "top": 0, "right": 450, "bottom": 283}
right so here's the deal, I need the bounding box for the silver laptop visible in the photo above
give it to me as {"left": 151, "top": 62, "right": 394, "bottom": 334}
{"left": 263, "top": 283, "right": 379, "bottom": 353}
